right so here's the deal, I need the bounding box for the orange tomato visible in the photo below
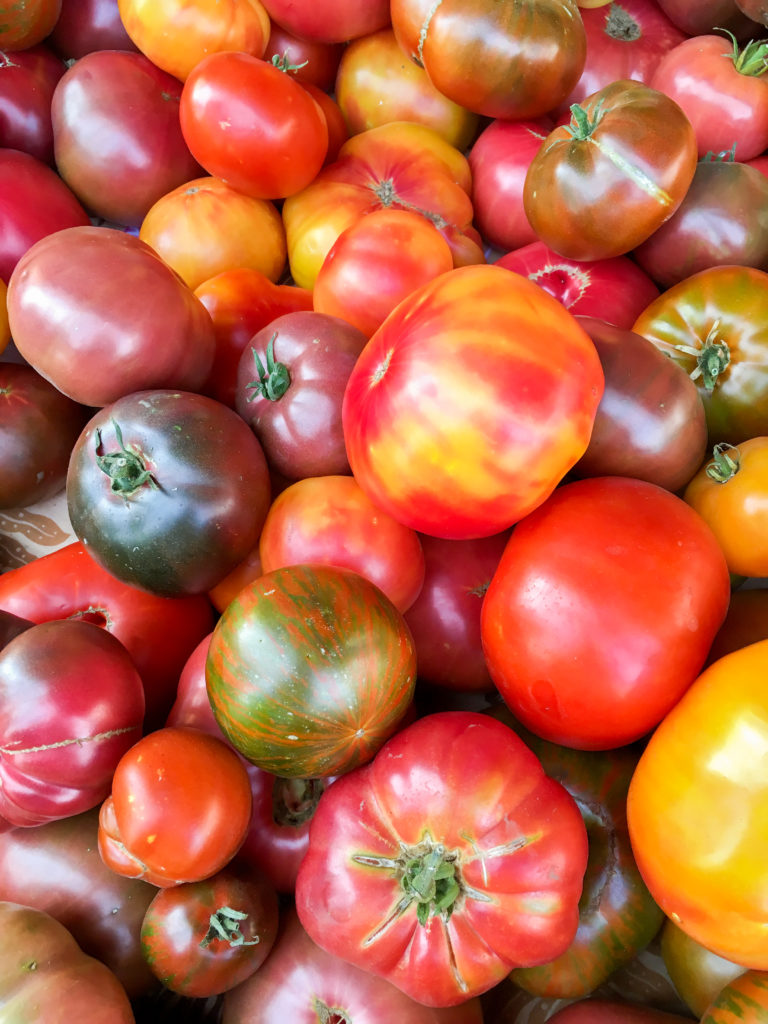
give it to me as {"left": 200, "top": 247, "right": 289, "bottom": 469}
{"left": 140, "top": 176, "right": 286, "bottom": 291}
{"left": 701, "top": 970, "right": 768, "bottom": 1023}
{"left": 627, "top": 638, "right": 768, "bottom": 968}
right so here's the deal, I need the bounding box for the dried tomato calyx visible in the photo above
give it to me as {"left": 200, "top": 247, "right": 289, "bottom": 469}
{"left": 200, "top": 906, "right": 260, "bottom": 948}
{"left": 95, "top": 419, "right": 158, "bottom": 495}
{"left": 247, "top": 332, "right": 291, "bottom": 401}
{"left": 673, "top": 320, "right": 731, "bottom": 392}
{"left": 706, "top": 442, "right": 741, "bottom": 483}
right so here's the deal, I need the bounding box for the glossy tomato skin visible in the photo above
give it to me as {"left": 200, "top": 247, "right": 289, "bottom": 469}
{"left": 524, "top": 80, "right": 698, "bottom": 261}
{"left": 660, "top": 919, "right": 746, "bottom": 1018}
{"left": 0, "top": 362, "right": 90, "bottom": 509}
{"left": 632, "top": 265, "right": 768, "bottom": 446}
{"left": 343, "top": 263, "right": 604, "bottom": 539}
{"left": 571, "top": 316, "right": 708, "bottom": 492}
{"left": 706, "top": 588, "right": 768, "bottom": 665}
{"left": 140, "top": 865, "right": 279, "bottom": 997}
{"left": 222, "top": 907, "right": 485, "bottom": 1024}
{"left": 0, "top": 620, "right": 145, "bottom": 827}
{"left": 49, "top": 0, "right": 139, "bottom": 58}
{"left": 296, "top": 711, "right": 589, "bottom": 1007}
{"left": 481, "top": 477, "right": 731, "bottom": 750}
{"left": 180, "top": 51, "right": 328, "bottom": 200}
{"left": 206, "top": 564, "right": 417, "bottom": 778}
{"left": 258, "top": 0, "right": 390, "bottom": 44}
{"left": 66, "top": 389, "right": 271, "bottom": 597}
{"left": 0, "top": 540, "right": 215, "bottom": 732}
{"left": 264, "top": 22, "right": 344, "bottom": 91}
{"left": 7, "top": 225, "right": 215, "bottom": 406}
{"left": 700, "top": 970, "right": 768, "bottom": 1022}
{"left": 0, "top": 44, "right": 66, "bottom": 164}
{"left": 627, "top": 639, "right": 768, "bottom": 967}
{"left": 546, "top": 1000, "right": 693, "bottom": 1023}
{"left": 99, "top": 726, "right": 253, "bottom": 888}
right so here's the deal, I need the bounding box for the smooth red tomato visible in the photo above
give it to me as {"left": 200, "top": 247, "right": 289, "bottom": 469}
{"left": 263, "top": 22, "right": 344, "bottom": 91}
{"left": 342, "top": 263, "right": 604, "bottom": 539}
{"left": 481, "top": 477, "right": 731, "bottom": 749}
{"left": 258, "top": 0, "right": 390, "bottom": 44}
{"left": 0, "top": 43, "right": 66, "bottom": 164}
{"left": 0, "top": 281, "right": 9, "bottom": 353}
{"left": 179, "top": 51, "right": 328, "bottom": 200}
{"left": 49, "top": 0, "right": 139, "bottom": 58}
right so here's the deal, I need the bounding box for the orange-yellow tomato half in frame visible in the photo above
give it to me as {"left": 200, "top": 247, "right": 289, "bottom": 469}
{"left": 342, "top": 263, "right": 605, "bottom": 539}
{"left": 627, "top": 638, "right": 768, "bottom": 968}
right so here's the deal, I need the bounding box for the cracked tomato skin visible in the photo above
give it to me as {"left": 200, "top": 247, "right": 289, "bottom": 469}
{"left": 295, "top": 711, "right": 588, "bottom": 1008}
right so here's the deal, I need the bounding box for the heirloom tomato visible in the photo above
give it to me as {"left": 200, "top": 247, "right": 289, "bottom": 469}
{"left": 481, "top": 477, "right": 731, "bottom": 749}
{"left": 546, "top": 1001, "right": 693, "bottom": 1023}
{"left": 661, "top": 919, "right": 746, "bottom": 1018}
{"left": 205, "top": 563, "right": 417, "bottom": 778}
{"left": 295, "top": 711, "right": 588, "bottom": 1007}
{"left": 655, "top": 0, "right": 754, "bottom": 37}
{"left": 627, "top": 638, "right": 768, "bottom": 967}
{"left": 632, "top": 265, "right": 768, "bottom": 445}
{"left": 260, "top": 0, "right": 390, "bottom": 43}
{"left": 0, "top": 0, "right": 61, "bottom": 50}
{"left": 524, "top": 79, "right": 698, "bottom": 261}
{"left": 0, "top": 43, "right": 66, "bottom": 164}
{"left": 99, "top": 726, "right": 253, "bottom": 888}
{"left": 264, "top": 22, "right": 344, "bottom": 91}
{"left": 707, "top": 588, "right": 768, "bottom": 666}
{"left": 49, "top": 0, "right": 139, "bottom": 58}
{"left": 683, "top": 437, "right": 768, "bottom": 578}
{"left": 700, "top": 970, "right": 768, "bottom": 1022}
{"left": 0, "top": 901, "right": 135, "bottom": 1024}
{"left": 342, "top": 263, "right": 604, "bottom": 539}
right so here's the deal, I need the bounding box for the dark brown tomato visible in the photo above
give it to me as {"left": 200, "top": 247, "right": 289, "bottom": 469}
{"left": 0, "top": 609, "right": 32, "bottom": 651}
{"left": 0, "top": 362, "right": 90, "bottom": 509}
{"left": 0, "top": 44, "right": 66, "bottom": 164}
{"left": 234, "top": 310, "right": 368, "bottom": 480}
{"left": 571, "top": 316, "right": 708, "bottom": 492}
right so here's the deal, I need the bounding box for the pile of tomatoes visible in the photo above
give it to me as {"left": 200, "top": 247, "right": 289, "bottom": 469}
{"left": 3, "top": 0, "right": 768, "bottom": 1021}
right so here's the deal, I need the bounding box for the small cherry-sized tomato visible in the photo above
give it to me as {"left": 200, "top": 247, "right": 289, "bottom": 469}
{"left": 98, "top": 726, "right": 253, "bottom": 888}
{"left": 180, "top": 50, "right": 328, "bottom": 200}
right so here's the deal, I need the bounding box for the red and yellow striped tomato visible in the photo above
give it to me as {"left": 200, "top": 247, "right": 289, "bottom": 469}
{"left": 627, "top": 639, "right": 768, "bottom": 968}
{"left": 342, "top": 263, "right": 604, "bottom": 539}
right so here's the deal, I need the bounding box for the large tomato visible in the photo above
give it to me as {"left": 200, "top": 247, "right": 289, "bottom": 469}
{"left": 295, "top": 711, "right": 589, "bottom": 1007}
{"left": 627, "top": 638, "right": 768, "bottom": 967}
{"left": 205, "top": 563, "right": 417, "bottom": 778}
{"left": 524, "top": 79, "right": 698, "bottom": 261}
{"left": 48, "top": 0, "right": 139, "bottom": 58}
{"left": 0, "top": 43, "right": 66, "bottom": 164}
{"left": 481, "top": 477, "right": 731, "bottom": 749}
{"left": 342, "top": 263, "right": 604, "bottom": 539}
{"left": 257, "top": 0, "right": 390, "bottom": 44}
{"left": 700, "top": 970, "right": 768, "bottom": 1023}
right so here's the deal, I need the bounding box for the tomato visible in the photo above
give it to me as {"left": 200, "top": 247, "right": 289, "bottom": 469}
{"left": 7, "top": 225, "right": 215, "bottom": 407}
{"left": 139, "top": 176, "right": 286, "bottom": 291}
{"left": 0, "top": 540, "right": 215, "bottom": 731}
{"left": 390, "top": 0, "right": 587, "bottom": 120}
{"left": 298, "top": 80, "right": 349, "bottom": 165}
{"left": 0, "top": 620, "right": 145, "bottom": 827}
{"left": 206, "top": 564, "right": 417, "bottom": 778}
{"left": 0, "top": 43, "right": 66, "bottom": 164}
{"left": 334, "top": 28, "right": 479, "bottom": 151}
{"left": 282, "top": 121, "right": 484, "bottom": 291}
{"left": 140, "top": 864, "right": 279, "bottom": 997}
{"left": 571, "top": 316, "right": 708, "bottom": 492}
{"left": 258, "top": 0, "right": 390, "bottom": 44}
{"left": 66, "top": 389, "right": 271, "bottom": 597}
{"left": 117, "top": 0, "right": 270, "bottom": 82}
{"left": 655, "top": 0, "right": 755, "bottom": 38}
{"left": 295, "top": 711, "right": 588, "bottom": 1007}
{"left": 0, "top": 609, "right": 31, "bottom": 650}
{"left": 342, "top": 263, "right": 604, "bottom": 539}
{"left": 524, "top": 80, "right": 698, "bottom": 261}
{"left": 707, "top": 588, "right": 768, "bottom": 665}
{"left": 234, "top": 310, "right": 367, "bottom": 481}
{"left": 49, "top": 0, "right": 139, "bottom": 58}
{"left": 264, "top": 22, "right": 344, "bottom": 91}
{"left": 701, "top": 970, "right": 768, "bottom": 1023}
{"left": 495, "top": 242, "right": 660, "bottom": 329}
{"left": 0, "top": 279, "right": 8, "bottom": 353}
{"left": 631, "top": 265, "right": 768, "bottom": 446}
{"left": 51, "top": 49, "right": 202, "bottom": 228}
{"left": 0, "top": 362, "right": 90, "bottom": 509}
{"left": 0, "top": 808, "right": 157, "bottom": 997}
{"left": 661, "top": 919, "right": 746, "bottom": 1018}
{"left": 222, "top": 907, "right": 485, "bottom": 1024}
{"left": 481, "top": 477, "right": 731, "bottom": 750}
{"left": 736, "top": 0, "right": 768, "bottom": 22}
{"left": 0, "top": 0, "right": 61, "bottom": 50}
{"left": 546, "top": 1000, "right": 693, "bottom": 1023}
{"left": 259, "top": 474, "right": 425, "bottom": 614}
{"left": 650, "top": 34, "right": 768, "bottom": 162}
{"left": 627, "top": 638, "right": 768, "bottom": 967}
{"left": 312, "top": 208, "right": 454, "bottom": 339}
{"left": 99, "top": 725, "right": 253, "bottom": 887}
{"left": 0, "top": 901, "right": 135, "bottom": 1023}
{"left": 179, "top": 51, "right": 328, "bottom": 201}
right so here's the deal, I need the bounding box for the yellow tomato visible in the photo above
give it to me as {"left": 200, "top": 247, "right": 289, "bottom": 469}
{"left": 627, "top": 639, "right": 768, "bottom": 968}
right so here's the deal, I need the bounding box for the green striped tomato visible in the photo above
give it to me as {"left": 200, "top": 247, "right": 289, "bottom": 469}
{"left": 701, "top": 970, "right": 768, "bottom": 1023}
{"left": 205, "top": 564, "right": 417, "bottom": 778}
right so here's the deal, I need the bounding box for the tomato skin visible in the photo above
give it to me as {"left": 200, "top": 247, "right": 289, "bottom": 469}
{"left": 546, "top": 1000, "right": 693, "bottom": 1023}
{"left": 205, "top": 564, "right": 417, "bottom": 778}
{"left": 0, "top": 43, "right": 66, "bottom": 164}
{"left": 661, "top": 918, "right": 746, "bottom": 1018}
{"left": 524, "top": 80, "right": 698, "bottom": 261}
{"left": 655, "top": 0, "right": 755, "bottom": 38}
{"left": 481, "top": 477, "right": 731, "bottom": 750}
{"left": 140, "top": 865, "right": 279, "bottom": 997}
{"left": 706, "top": 588, "right": 768, "bottom": 666}
{"left": 627, "top": 639, "right": 768, "bottom": 967}
{"left": 0, "top": 0, "right": 61, "bottom": 50}
{"left": 258, "top": 0, "right": 390, "bottom": 45}
{"left": 180, "top": 51, "right": 328, "bottom": 201}
{"left": 343, "top": 263, "right": 604, "bottom": 539}
{"left": 701, "top": 970, "right": 768, "bottom": 1023}
{"left": 99, "top": 726, "right": 253, "bottom": 888}
{"left": 49, "top": 0, "right": 139, "bottom": 58}
{"left": 264, "top": 22, "right": 344, "bottom": 91}
{"left": 296, "top": 711, "right": 588, "bottom": 1007}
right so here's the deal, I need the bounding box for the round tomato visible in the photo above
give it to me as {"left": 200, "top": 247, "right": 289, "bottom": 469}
{"left": 49, "top": 0, "right": 139, "bottom": 58}
{"left": 0, "top": 0, "right": 61, "bottom": 50}
{"left": 627, "top": 638, "right": 768, "bottom": 967}
{"left": 342, "top": 263, "right": 604, "bottom": 539}
{"left": 257, "top": 0, "right": 390, "bottom": 44}
{"left": 661, "top": 919, "right": 746, "bottom": 1018}
{"left": 700, "top": 970, "right": 768, "bottom": 1022}
{"left": 263, "top": 22, "right": 344, "bottom": 91}
{"left": 481, "top": 476, "right": 731, "bottom": 749}
{"left": 0, "top": 43, "right": 66, "bottom": 164}
{"left": 546, "top": 1001, "right": 693, "bottom": 1023}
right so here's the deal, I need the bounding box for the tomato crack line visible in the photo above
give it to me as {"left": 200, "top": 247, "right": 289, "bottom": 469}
{"left": 0, "top": 724, "right": 138, "bottom": 755}
{"left": 590, "top": 136, "right": 675, "bottom": 207}
{"left": 416, "top": 0, "right": 443, "bottom": 67}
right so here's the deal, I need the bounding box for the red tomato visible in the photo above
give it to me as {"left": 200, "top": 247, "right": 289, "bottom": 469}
{"left": 180, "top": 51, "right": 328, "bottom": 200}
{"left": 264, "top": 21, "right": 344, "bottom": 91}
{"left": 49, "top": 0, "right": 139, "bottom": 58}
{"left": 0, "top": 43, "right": 66, "bottom": 164}
{"left": 547, "top": 1000, "right": 693, "bottom": 1023}
{"left": 99, "top": 726, "right": 253, "bottom": 887}
{"left": 295, "top": 711, "right": 589, "bottom": 1007}
{"left": 258, "top": 0, "right": 390, "bottom": 44}
{"left": 342, "top": 263, "right": 604, "bottom": 539}
{"left": 481, "top": 477, "right": 731, "bottom": 749}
